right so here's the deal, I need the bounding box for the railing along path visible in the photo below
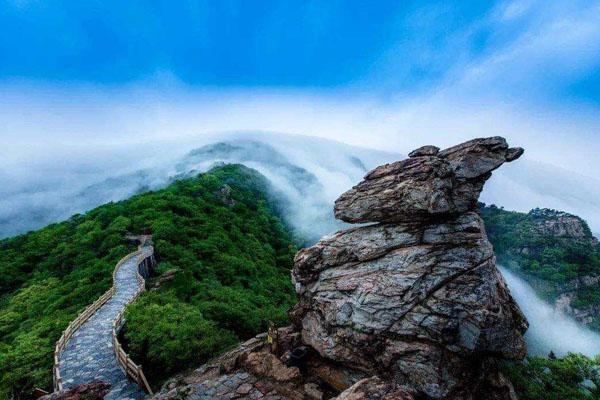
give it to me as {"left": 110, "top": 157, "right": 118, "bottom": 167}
{"left": 53, "top": 243, "right": 154, "bottom": 398}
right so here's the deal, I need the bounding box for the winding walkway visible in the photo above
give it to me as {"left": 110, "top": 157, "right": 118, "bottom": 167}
{"left": 58, "top": 249, "right": 150, "bottom": 400}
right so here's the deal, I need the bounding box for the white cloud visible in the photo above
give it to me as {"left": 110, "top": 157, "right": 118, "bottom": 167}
{"left": 1, "top": 79, "right": 599, "bottom": 175}
{"left": 497, "top": 0, "right": 535, "bottom": 21}
{"left": 1, "top": 0, "right": 600, "bottom": 235}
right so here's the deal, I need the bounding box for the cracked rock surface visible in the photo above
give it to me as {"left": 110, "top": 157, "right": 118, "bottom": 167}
{"left": 291, "top": 137, "right": 528, "bottom": 400}
{"left": 334, "top": 136, "right": 524, "bottom": 224}
{"left": 39, "top": 381, "right": 111, "bottom": 400}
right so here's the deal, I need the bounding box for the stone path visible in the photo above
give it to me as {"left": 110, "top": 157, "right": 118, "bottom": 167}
{"left": 157, "top": 371, "right": 291, "bottom": 399}
{"left": 58, "top": 250, "right": 149, "bottom": 400}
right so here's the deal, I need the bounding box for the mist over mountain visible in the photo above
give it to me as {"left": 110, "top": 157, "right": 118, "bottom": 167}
{"left": 500, "top": 267, "right": 600, "bottom": 357}
{"left": 3, "top": 132, "right": 600, "bottom": 242}
{"left": 0, "top": 132, "right": 398, "bottom": 240}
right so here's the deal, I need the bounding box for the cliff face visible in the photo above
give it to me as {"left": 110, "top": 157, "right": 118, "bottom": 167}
{"left": 152, "top": 137, "right": 528, "bottom": 400}
{"left": 530, "top": 209, "right": 596, "bottom": 242}
{"left": 291, "top": 137, "right": 528, "bottom": 400}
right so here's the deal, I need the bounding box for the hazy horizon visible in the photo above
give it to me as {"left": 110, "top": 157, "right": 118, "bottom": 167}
{"left": 3, "top": 130, "right": 600, "bottom": 240}
{"left": 2, "top": 0, "right": 600, "bottom": 181}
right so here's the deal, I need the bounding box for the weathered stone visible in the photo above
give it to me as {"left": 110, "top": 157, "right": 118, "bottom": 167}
{"left": 334, "top": 137, "right": 524, "bottom": 223}
{"left": 217, "top": 184, "right": 237, "bottom": 206}
{"left": 151, "top": 268, "right": 180, "bottom": 289}
{"left": 333, "top": 377, "right": 414, "bottom": 400}
{"left": 292, "top": 137, "right": 528, "bottom": 399}
{"left": 408, "top": 145, "right": 440, "bottom": 157}
{"left": 243, "top": 351, "right": 301, "bottom": 382}
{"left": 307, "top": 356, "right": 365, "bottom": 392}
{"left": 303, "top": 383, "right": 323, "bottom": 400}
{"left": 236, "top": 383, "right": 254, "bottom": 395}
{"left": 40, "top": 382, "right": 110, "bottom": 400}
{"left": 529, "top": 209, "right": 596, "bottom": 241}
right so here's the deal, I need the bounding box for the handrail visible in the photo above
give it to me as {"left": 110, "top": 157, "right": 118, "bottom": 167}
{"left": 112, "top": 248, "right": 154, "bottom": 395}
{"left": 52, "top": 247, "right": 154, "bottom": 395}
{"left": 53, "top": 251, "right": 138, "bottom": 391}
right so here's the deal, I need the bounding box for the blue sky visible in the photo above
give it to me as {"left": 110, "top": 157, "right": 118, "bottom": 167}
{"left": 0, "top": 1, "right": 493, "bottom": 88}
{"left": 1, "top": 0, "right": 600, "bottom": 175}
{"left": 2, "top": 0, "right": 598, "bottom": 100}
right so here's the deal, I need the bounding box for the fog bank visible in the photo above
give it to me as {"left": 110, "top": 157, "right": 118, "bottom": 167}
{"left": 2, "top": 131, "right": 600, "bottom": 239}
{"left": 500, "top": 266, "right": 600, "bottom": 357}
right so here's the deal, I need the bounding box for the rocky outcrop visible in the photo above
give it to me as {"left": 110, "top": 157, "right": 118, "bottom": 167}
{"left": 150, "top": 268, "right": 180, "bottom": 289}
{"left": 511, "top": 209, "right": 598, "bottom": 261}
{"left": 555, "top": 291, "right": 600, "bottom": 325}
{"left": 528, "top": 208, "right": 598, "bottom": 245}
{"left": 512, "top": 208, "right": 598, "bottom": 260}
{"left": 39, "top": 382, "right": 110, "bottom": 400}
{"left": 292, "top": 137, "right": 528, "bottom": 400}
{"left": 151, "top": 331, "right": 335, "bottom": 400}
{"left": 481, "top": 204, "right": 600, "bottom": 328}
{"left": 334, "top": 137, "right": 524, "bottom": 224}
{"left": 334, "top": 377, "right": 414, "bottom": 400}
{"left": 217, "top": 184, "right": 237, "bottom": 207}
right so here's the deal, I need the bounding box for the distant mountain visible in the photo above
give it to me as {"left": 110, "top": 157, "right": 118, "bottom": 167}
{"left": 0, "top": 132, "right": 399, "bottom": 241}
{"left": 173, "top": 140, "right": 341, "bottom": 242}
{"left": 2, "top": 131, "right": 600, "bottom": 240}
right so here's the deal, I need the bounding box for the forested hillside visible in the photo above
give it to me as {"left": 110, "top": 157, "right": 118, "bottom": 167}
{"left": 0, "top": 165, "right": 297, "bottom": 398}
{"left": 121, "top": 165, "right": 297, "bottom": 385}
{"left": 503, "top": 354, "right": 600, "bottom": 400}
{"left": 480, "top": 204, "right": 599, "bottom": 283}
{"left": 479, "top": 203, "right": 600, "bottom": 328}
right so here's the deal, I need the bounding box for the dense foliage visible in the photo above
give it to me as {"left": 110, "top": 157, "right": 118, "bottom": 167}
{"left": 122, "top": 165, "right": 297, "bottom": 384}
{"left": 0, "top": 211, "right": 134, "bottom": 398}
{"left": 0, "top": 165, "right": 297, "bottom": 398}
{"left": 479, "top": 204, "right": 600, "bottom": 304}
{"left": 504, "top": 354, "right": 600, "bottom": 400}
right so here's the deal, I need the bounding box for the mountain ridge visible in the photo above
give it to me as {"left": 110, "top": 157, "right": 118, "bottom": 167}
{"left": 4, "top": 132, "right": 600, "bottom": 239}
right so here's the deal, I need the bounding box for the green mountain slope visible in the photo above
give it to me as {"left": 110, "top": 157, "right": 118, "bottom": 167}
{"left": 503, "top": 354, "right": 600, "bottom": 400}
{"left": 0, "top": 164, "right": 296, "bottom": 398}
{"left": 479, "top": 203, "right": 600, "bottom": 328}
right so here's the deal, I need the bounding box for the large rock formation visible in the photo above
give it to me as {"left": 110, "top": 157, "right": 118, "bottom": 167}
{"left": 150, "top": 137, "right": 528, "bottom": 400}
{"left": 291, "top": 137, "right": 528, "bottom": 399}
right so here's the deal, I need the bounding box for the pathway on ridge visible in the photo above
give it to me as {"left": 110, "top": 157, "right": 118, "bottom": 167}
{"left": 58, "top": 249, "right": 149, "bottom": 400}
